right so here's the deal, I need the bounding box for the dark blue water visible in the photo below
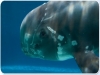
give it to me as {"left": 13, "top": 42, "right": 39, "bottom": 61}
{"left": 1, "top": 1, "right": 81, "bottom": 73}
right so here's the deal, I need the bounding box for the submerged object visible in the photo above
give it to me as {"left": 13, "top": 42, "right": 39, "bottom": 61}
{"left": 20, "top": 1, "right": 99, "bottom": 73}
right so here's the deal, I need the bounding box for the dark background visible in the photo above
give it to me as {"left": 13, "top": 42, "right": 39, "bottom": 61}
{"left": 1, "top": 1, "right": 81, "bottom": 73}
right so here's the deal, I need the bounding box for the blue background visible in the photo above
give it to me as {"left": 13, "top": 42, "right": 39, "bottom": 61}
{"left": 1, "top": 1, "right": 81, "bottom": 73}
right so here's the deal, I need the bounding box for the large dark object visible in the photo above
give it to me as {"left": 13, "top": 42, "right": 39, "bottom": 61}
{"left": 20, "top": 1, "right": 99, "bottom": 73}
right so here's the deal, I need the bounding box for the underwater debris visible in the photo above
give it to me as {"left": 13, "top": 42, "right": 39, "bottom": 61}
{"left": 72, "top": 40, "right": 77, "bottom": 46}
{"left": 57, "top": 35, "right": 64, "bottom": 41}
{"left": 47, "top": 26, "right": 56, "bottom": 34}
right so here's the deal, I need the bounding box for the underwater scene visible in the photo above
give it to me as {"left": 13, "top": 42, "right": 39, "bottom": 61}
{"left": 1, "top": 1, "right": 99, "bottom": 73}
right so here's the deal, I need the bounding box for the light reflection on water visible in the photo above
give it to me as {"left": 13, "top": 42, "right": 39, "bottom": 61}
{"left": 1, "top": 65, "right": 81, "bottom": 73}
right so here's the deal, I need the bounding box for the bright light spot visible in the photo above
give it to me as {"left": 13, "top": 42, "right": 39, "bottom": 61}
{"left": 44, "top": 16, "right": 53, "bottom": 21}
{"left": 43, "top": 3, "right": 46, "bottom": 5}
{"left": 58, "top": 54, "right": 73, "bottom": 61}
{"left": 24, "top": 33, "right": 31, "bottom": 42}
{"left": 80, "top": 2, "right": 84, "bottom": 8}
{"left": 85, "top": 46, "right": 89, "bottom": 49}
{"left": 84, "top": 67, "right": 88, "bottom": 72}
{"left": 72, "top": 40, "right": 77, "bottom": 46}
{"left": 44, "top": 13, "right": 47, "bottom": 16}
{"left": 58, "top": 35, "right": 64, "bottom": 41}
{"left": 47, "top": 26, "right": 56, "bottom": 34}
{"left": 68, "top": 3, "right": 74, "bottom": 15}
{"left": 45, "top": 8, "right": 48, "bottom": 10}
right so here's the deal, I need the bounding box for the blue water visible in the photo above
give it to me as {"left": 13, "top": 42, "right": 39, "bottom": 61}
{"left": 1, "top": 1, "right": 81, "bottom": 73}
